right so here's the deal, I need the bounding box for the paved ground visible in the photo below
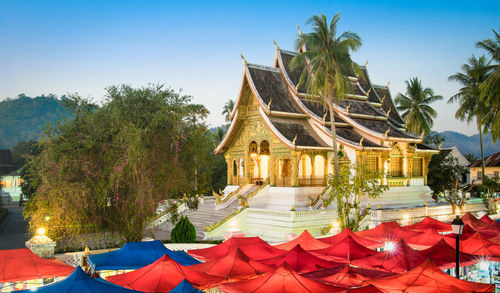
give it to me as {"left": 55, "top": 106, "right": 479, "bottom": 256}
{"left": 0, "top": 204, "right": 29, "bottom": 249}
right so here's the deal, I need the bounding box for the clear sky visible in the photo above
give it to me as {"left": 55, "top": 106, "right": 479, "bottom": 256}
{"left": 1, "top": 0, "right": 499, "bottom": 135}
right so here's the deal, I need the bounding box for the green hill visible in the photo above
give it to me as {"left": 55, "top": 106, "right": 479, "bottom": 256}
{"left": 0, "top": 94, "right": 68, "bottom": 149}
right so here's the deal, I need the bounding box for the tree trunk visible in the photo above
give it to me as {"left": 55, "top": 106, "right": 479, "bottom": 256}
{"left": 328, "top": 101, "right": 344, "bottom": 228}
{"left": 478, "top": 117, "right": 487, "bottom": 197}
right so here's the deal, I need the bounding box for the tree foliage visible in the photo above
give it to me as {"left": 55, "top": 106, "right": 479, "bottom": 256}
{"left": 170, "top": 215, "right": 196, "bottom": 243}
{"left": 222, "top": 99, "right": 235, "bottom": 122}
{"left": 23, "top": 84, "right": 214, "bottom": 242}
{"left": 324, "top": 163, "right": 387, "bottom": 231}
{"left": 427, "top": 155, "right": 468, "bottom": 211}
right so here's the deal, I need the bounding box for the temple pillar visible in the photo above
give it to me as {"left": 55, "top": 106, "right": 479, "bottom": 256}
{"left": 423, "top": 155, "right": 429, "bottom": 185}
{"left": 225, "top": 155, "right": 232, "bottom": 185}
{"left": 245, "top": 155, "right": 251, "bottom": 184}
{"left": 323, "top": 154, "right": 328, "bottom": 185}
{"left": 270, "top": 155, "right": 276, "bottom": 186}
{"left": 291, "top": 151, "right": 300, "bottom": 187}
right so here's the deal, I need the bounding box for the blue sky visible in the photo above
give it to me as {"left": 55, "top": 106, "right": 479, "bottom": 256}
{"left": 1, "top": 1, "right": 499, "bottom": 135}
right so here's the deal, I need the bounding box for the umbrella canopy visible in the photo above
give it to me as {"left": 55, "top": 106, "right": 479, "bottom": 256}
{"left": 218, "top": 263, "right": 344, "bottom": 293}
{"left": 188, "top": 248, "right": 274, "bottom": 281}
{"left": 304, "top": 264, "right": 395, "bottom": 280}
{"left": 259, "top": 244, "right": 341, "bottom": 273}
{"left": 479, "top": 214, "right": 500, "bottom": 227}
{"left": 403, "top": 216, "right": 451, "bottom": 232}
{"left": 460, "top": 232, "right": 500, "bottom": 261}
{"left": 169, "top": 279, "right": 203, "bottom": 293}
{"left": 274, "top": 230, "right": 331, "bottom": 251}
{"left": 320, "top": 227, "right": 382, "bottom": 249}
{"left": 366, "top": 259, "right": 495, "bottom": 293}
{"left": 87, "top": 240, "right": 199, "bottom": 271}
{"left": 442, "top": 224, "right": 477, "bottom": 245}
{"left": 419, "top": 239, "right": 479, "bottom": 269}
{"left": 405, "top": 229, "right": 444, "bottom": 250}
{"left": 311, "top": 235, "right": 379, "bottom": 262}
{"left": 313, "top": 265, "right": 386, "bottom": 288}
{"left": 0, "top": 248, "right": 74, "bottom": 283}
{"left": 106, "top": 255, "right": 223, "bottom": 292}
{"left": 18, "top": 266, "right": 139, "bottom": 293}
{"left": 352, "top": 240, "right": 427, "bottom": 274}
{"left": 187, "top": 237, "right": 283, "bottom": 261}
{"left": 461, "top": 212, "right": 490, "bottom": 231}
{"left": 356, "top": 221, "right": 423, "bottom": 242}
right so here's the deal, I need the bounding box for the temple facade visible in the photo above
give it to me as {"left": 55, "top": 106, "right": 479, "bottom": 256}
{"left": 216, "top": 46, "right": 437, "bottom": 194}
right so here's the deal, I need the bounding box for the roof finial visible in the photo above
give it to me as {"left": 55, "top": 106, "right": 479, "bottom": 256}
{"left": 322, "top": 112, "right": 327, "bottom": 122}
{"left": 438, "top": 142, "right": 443, "bottom": 150}
{"left": 346, "top": 103, "right": 351, "bottom": 114}
{"left": 420, "top": 131, "right": 425, "bottom": 139}
{"left": 267, "top": 99, "right": 272, "bottom": 110}
{"left": 295, "top": 83, "right": 300, "bottom": 92}
{"left": 273, "top": 39, "right": 279, "bottom": 50}
{"left": 364, "top": 60, "right": 368, "bottom": 67}
{"left": 381, "top": 95, "right": 386, "bottom": 103}
{"left": 240, "top": 53, "right": 247, "bottom": 66}
{"left": 359, "top": 137, "right": 364, "bottom": 146}
{"left": 297, "top": 24, "right": 303, "bottom": 36}
{"left": 384, "top": 127, "right": 391, "bottom": 137}
{"left": 385, "top": 108, "right": 391, "bottom": 117}
{"left": 366, "top": 88, "right": 371, "bottom": 97}
{"left": 292, "top": 134, "right": 297, "bottom": 145}
{"left": 386, "top": 81, "right": 391, "bottom": 88}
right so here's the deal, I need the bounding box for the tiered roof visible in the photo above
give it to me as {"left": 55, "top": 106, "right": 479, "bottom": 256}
{"left": 216, "top": 44, "right": 433, "bottom": 154}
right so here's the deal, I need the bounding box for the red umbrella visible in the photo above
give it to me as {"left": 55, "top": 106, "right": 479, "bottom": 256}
{"left": 311, "top": 235, "right": 379, "bottom": 262}
{"left": 312, "top": 265, "right": 389, "bottom": 288}
{"left": 442, "top": 223, "right": 477, "bottom": 245}
{"left": 187, "top": 237, "right": 283, "bottom": 262}
{"left": 405, "top": 229, "right": 444, "bottom": 250}
{"left": 460, "top": 232, "right": 500, "bottom": 261}
{"left": 274, "top": 230, "right": 331, "bottom": 251}
{"left": 218, "top": 262, "right": 345, "bottom": 293}
{"left": 403, "top": 216, "right": 451, "bottom": 232}
{"left": 366, "top": 259, "right": 495, "bottom": 293}
{"left": 0, "top": 248, "right": 74, "bottom": 283}
{"left": 419, "top": 239, "right": 479, "bottom": 269}
{"left": 461, "top": 212, "right": 490, "bottom": 231}
{"left": 320, "top": 227, "right": 382, "bottom": 249}
{"left": 260, "top": 244, "right": 341, "bottom": 273}
{"left": 356, "top": 221, "right": 423, "bottom": 243}
{"left": 188, "top": 248, "right": 274, "bottom": 282}
{"left": 479, "top": 214, "right": 500, "bottom": 227}
{"left": 352, "top": 239, "right": 427, "bottom": 274}
{"left": 304, "top": 264, "right": 396, "bottom": 281}
{"left": 106, "top": 255, "right": 223, "bottom": 292}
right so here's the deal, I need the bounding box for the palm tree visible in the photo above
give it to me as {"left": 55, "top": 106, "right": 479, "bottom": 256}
{"left": 395, "top": 78, "right": 443, "bottom": 135}
{"left": 477, "top": 29, "right": 500, "bottom": 142}
{"left": 290, "top": 13, "right": 361, "bottom": 228}
{"left": 221, "top": 99, "right": 235, "bottom": 122}
{"left": 448, "top": 55, "right": 493, "bottom": 183}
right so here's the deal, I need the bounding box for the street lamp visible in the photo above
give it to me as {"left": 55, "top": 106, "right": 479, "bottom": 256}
{"left": 451, "top": 215, "right": 464, "bottom": 279}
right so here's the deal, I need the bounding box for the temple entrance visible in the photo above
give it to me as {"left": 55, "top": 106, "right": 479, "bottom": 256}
{"left": 249, "top": 140, "right": 270, "bottom": 185}
{"left": 298, "top": 154, "right": 326, "bottom": 186}
{"left": 275, "top": 158, "right": 291, "bottom": 187}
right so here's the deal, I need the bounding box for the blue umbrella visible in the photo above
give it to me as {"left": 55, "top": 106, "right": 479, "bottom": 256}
{"left": 169, "top": 279, "right": 203, "bottom": 293}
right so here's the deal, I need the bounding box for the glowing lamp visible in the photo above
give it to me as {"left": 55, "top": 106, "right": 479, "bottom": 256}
{"left": 37, "top": 227, "right": 46, "bottom": 236}
{"left": 451, "top": 216, "right": 464, "bottom": 235}
{"left": 384, "top": 241, "right": 395, "bottom": 252}
{"left": 230, "top": 220, "right": 238, "bottom": 227}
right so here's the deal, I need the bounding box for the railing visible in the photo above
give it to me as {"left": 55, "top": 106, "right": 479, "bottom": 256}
{"left": 313, "top": 186, "right": 332, "bottom": 209}
{"left": 299, "top": 177, "right": 326, "bottom": 187}
{"left": 214, "top": 184, "right": 244, "bottom": 205}
{"left": 387, "top": 177, "right": 406, "bottom": 186}
{"left": 276, "top": 176, "right": 291, "bottom": 187}
{"left": 251, "top": 177, "right": 264, "bottom": 185}
{"left": 240, "top": 180, "right": 269, "bottom": 207}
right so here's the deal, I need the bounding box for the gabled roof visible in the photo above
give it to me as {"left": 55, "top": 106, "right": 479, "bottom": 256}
{"left": 471, "top": 151, "right": 500, "bottom": 167}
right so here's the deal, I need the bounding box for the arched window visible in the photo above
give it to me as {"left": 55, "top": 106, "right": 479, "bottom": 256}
{"left": 260, "top": 140, "right": 270, "bottom": 155}
{"left": 249, "top": 141, "right": 258, "bottom": 155}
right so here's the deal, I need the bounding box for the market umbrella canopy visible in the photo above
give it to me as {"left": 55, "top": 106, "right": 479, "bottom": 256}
{"left": 355, "top": 221, "right": 423, "bottom": 242}
{"left": 479, "top": 214, "right": 500, "bottom": 228}
{"left": 366, "top": 259, "right": 495, "bottom": 293}
{"left": 311, "top": 235, "right": 379, "bottom": 261}
{"left": 460, "top": 232, "right": 500, "bottom": 261}
{"left": 273, "top": 230, "right": 331, "bottom": 251}
{"left": 403, "top": 216, "right": 451, "bottom": 232}
{"left": 188, "top": 248, "right": 274, "bottom": 281}
{"left": 320, "top": 227, "right": 382, "bottom": 249}
{"left": 218, "top": 262, "right": 345, "bottom": 293}
{"left": 260, "top": 244, "right": 342, "bottom": 273}
{"left": 0, "top": 248, "right": 75, "bottom": 283}
{"left": 106, "top": 255, "right": 223, "bottom": 292}
{"left": 18, "top": 266, "right": 139, "bottom": 293}
{"left": 312, "top": 265, "right": 387, "bottom": 288}
{"left": 187, "top": 237, "right": 283, "bottom": 261}
{"left": 405, "top": 228, "right": 444, "bottom": 250}
{"left": 352, "top": 239, "right": 427, "bottom": 274}
{"left": 442, "top": 223, "right": 477, "bottom": 245}
{"left": 461, "top": 212, "right": 490, "bottom": 231}
{"left": 169, "top": 279, "right": 203, "bottom": 293}
{"left": 419, "top": 239, "right": 479, "bottom": 269}
{"left": 87, "top": 240, "right": 199, "bottom": 270}
{"left": 304, "top": 264, "right": 396, "bottom": 281}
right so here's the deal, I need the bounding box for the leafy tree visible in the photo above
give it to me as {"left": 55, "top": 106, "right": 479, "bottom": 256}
{"left": 427, "top": 156, "right": 468, "bottom": 213}
{"left": 423, "top": 132, "right": 445, "bottom": 149}
{"left": 222, "top": 99, "right": 235, "bottom": 122}
{"left": 11, "top": 140, "right": 38, "bottom": 170}
{"left": 170, "top": 215, "right": 196, "bottom": 243}
{"left": 324, "top": 163, "right": 387, "bottom": 231}
{"left": 448, "top": 55, "right": 492, "bottom": 184}
{"left": 477, "top": 29, "right": 500, "bottom": 141}
{"left": 19, "top": 141, "right": 43, "bottom": 201}
{"left": 395, "top": 78, "right": 443, "bottom": 135}
{"left": 290, "top": 13, "right": 362, "bottom": 228}
{"left": 464, "top": 153, "right": 478, "bottom": 165}
{"left": 23, "top": 84, "right": 212, "bottom": 242}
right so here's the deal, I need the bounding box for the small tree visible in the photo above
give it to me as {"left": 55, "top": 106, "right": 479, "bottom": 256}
{"left": 324, "top": 163, "right": 388, "bottom": 231}
{"left": 170, "top": 216, "right": 196, "bottom": 243}
{"left": 427, "top": 156, "right": 467, "bottom": 213}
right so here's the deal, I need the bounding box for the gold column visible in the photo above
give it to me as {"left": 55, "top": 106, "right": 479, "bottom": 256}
{"left": 269, "top": 155, "right": 276, "bottom": 186}
{"left": 291, "top": 151, "right": 300, "bottom": 187}
{"left": 225, "top": 155, "right": 232, "bottom": 185}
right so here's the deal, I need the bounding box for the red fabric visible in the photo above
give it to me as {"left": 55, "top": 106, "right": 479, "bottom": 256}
{"left": 187, "top": 237, "right": 283, "bottom": 262}
{"left": 355, "top": 221, "right": 423, "bottom": 242}
{"left": 320, "top": 227, "right": 383, "bottom": 249}
{"left": 442, "top": 224, "right": 477, "bottom": 245}
{"left": 403, "top": 216, "right": 451, "bottom": 232}
{"left": 188, "top": 248, "right": 274, "bottom": 281}
{"left": 259, "top": 244, "right": 341, "bottom": 273}
{"left": 366, "top": 259, "right": 495, "bottom": 293}
{"left": 405, "top": 229, "right": 444, "bottom": 250}
{"left": 0, "top": 248, "right": 74, "bottom": 283}
{"left": 218, "top": 263, "right": 345, "bottom": 293}
{"left": 312, "top": 265, "right": 385, "bottom": 288}
{"left": 304, "top": 264, "right": 396, "bottom": 281}
{"left": 461, "top": 212, "right": 490, "bottom": 231}
{"left": 419, "top": 239, "right": 479, "bottom": 269}
{"left": 106, "top": 255, "right": 223, "bottom": 292}
{"left": 459, "top": 232, "right": 500, "bottom": 261}
{"left": 352, "top": 240, "right": 427, "bottom": 274}
{"left": 311, "top": 235, "right": 379, "bottom": 262}
{"left": 273, "top": 230, "right": 331, "bottom": 251}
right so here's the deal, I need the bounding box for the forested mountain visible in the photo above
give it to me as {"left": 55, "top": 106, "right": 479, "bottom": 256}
{"left": 0, "top": 94, "right": 67, "bottom": 149}
{"left": 439, "top": 131, "right": 499, "bottom": 158}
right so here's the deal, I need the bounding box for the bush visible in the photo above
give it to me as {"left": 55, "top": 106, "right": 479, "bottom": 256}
{"left": 170, "top": 216, "right": 196, "bottom": 243}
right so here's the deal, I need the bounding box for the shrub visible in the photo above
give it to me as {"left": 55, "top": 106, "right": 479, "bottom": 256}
{"left": 170, "top": 216, "right": 196, "bottom": 243}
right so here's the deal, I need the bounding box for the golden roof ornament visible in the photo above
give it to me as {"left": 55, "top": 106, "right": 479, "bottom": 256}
{"left": 385, "top": 108, "right": 391, "bottom": 117}
{"left": 295, "top": 84, "right": 300, "bottom": 91}
{"left": 292, "top": 134, "right": 297, "bottom": 145}
{"left": 346, "top": 103, "right": 351, "bottom": 114}
{"left": 322, "top": 112, "right": 327, "bottom": 122}
{"left": 384, "top": 127, "right": 391, "bottom": 137}
{"left": 267, "top": 99, "right": 272, "bottom": 110}
{"left": 240, "top": 53, "right": 247, "bottom": 66}
{"left": 297, "top": 25, "right": 303, "bottom": 36}
{"left": 420, "top": 131, "right": 425, "bottom": 139}
{"left": 438, "top": 142, "right": 443, "bottom": 150}
{"left": 273, "top": 39, "right": 279, "bottom": 49}
{"left": 381, "top": 95, "right": 386, "bottom": 104}
{"left": 359, "top": 137, "right": 364, "bottom": 146}
{"left": 364, "top": 60, "right": 368, "bottom": 67}
{"left": 386, "top": 81, "right": 391, "bottom": 88}
{"left": 366, "top": 88, "right": 371, "bottom": 97}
